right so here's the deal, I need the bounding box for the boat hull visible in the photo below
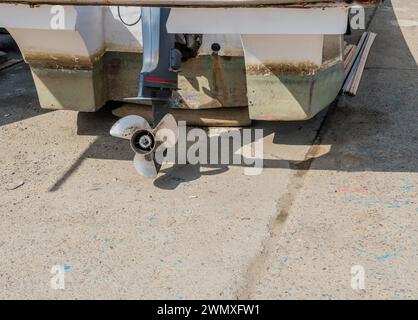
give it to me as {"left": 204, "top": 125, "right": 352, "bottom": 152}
{"left": 0, "top": 4, "right": 357, "bottom": 120}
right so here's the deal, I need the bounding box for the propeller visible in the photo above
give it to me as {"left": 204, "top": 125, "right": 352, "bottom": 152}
{"left": 110, "top": 114, "right": 178, "bottom": 178}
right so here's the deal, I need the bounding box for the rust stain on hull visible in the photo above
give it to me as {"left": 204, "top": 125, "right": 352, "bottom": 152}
{"left": 211, "top": 53, "right": 228, "bottom": 106}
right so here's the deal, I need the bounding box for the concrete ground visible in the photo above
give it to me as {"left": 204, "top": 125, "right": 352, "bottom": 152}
{"left": 0, "top": 0, "right": 417, "bottom": 299}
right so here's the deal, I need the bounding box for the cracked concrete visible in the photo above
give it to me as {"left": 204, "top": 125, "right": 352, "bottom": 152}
{"left": 238, "top": 108, "right": 337, "bottom": 298}
{"left": 0, "top": 0, "right": 417, "bottom": 299}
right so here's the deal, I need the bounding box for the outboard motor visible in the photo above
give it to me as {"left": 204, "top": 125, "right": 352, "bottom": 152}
{"left": 110, "top": 8, "right": 182, "bottom": 177}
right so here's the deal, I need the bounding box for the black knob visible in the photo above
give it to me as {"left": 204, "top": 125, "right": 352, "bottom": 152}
{"left": 211, "top": 43, "right": 221, "bottom": 52}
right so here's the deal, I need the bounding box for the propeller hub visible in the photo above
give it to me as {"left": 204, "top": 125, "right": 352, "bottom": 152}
{"left": 130, "top": 129, "right": 156, "bottom": 154}
{"left": 139, "top": 135, "right": 153, "bottom": 149}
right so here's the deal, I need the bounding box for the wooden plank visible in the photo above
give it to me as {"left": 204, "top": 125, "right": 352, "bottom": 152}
{"left": 344, "top": 47, "right": 357, "bottom": 74}
{"left": 0, "top": 58, "right": 23, "bottom": 71}
{"left": 342, "top": 32, "right": 377, "bottom": 95}
{"left": 344, "top": 44, "right": 357, "bottom": 75}
{"left": 350, "top": 32, "right": 376, "bottom": 95}
{"left": 0, "top": 51, "right": 7, "bottom": 65}
{"left": 342, "top": 32, "right": 368, "bottom": 93}
{"left": 113, "top": 104, "right": 252, "bottom": 127}
{"left": 344, "top": 44, "right": 354, "bottom": 60}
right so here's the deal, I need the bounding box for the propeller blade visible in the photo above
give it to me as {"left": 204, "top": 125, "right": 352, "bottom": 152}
{"left": 133, "top": 153, "right": 158, "bottom": 178}
{"left": 153, "top": 113, "right": 179, "bottom": 148}
{"left": 110, "top": 115, "right": 151, "bottom": 140}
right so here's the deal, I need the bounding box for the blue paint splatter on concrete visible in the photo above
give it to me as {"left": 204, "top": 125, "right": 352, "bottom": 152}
{"left": 354, "top": 247, "right": 371, "bottom": 255}
{"left": 400, "top": 185, "right": 415, "bottom": 191}
{"left": 400, "top": 200, "right": 414, "bottom": 205}
{"left": 388, "top": 204, "right": 401, "bottom": 209}
{"left": 181, "top": 209, "right": 190, "bottom": 215}
{"left": 146, "top": 215, "right": 157, "bottom": 222}
{"left": 367, "top": 223, "right": 377, "bottom": 230}
{"left": 375, "top": 253, "right": 397, "bottom": 261}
